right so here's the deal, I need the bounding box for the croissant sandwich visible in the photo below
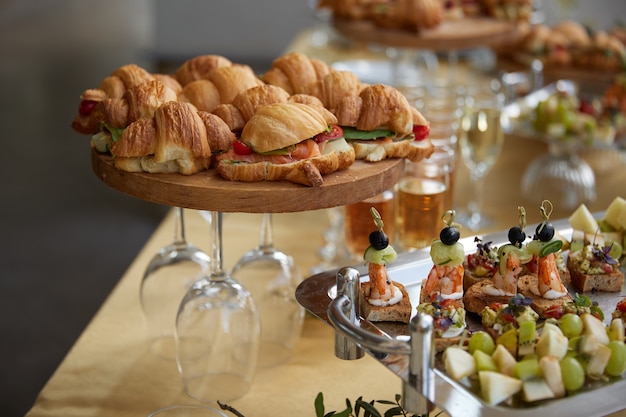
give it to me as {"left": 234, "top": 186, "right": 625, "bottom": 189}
{"left": 333, "top": 83, "right": 433, "bottom": 162}
{"left": 110, "top": 101, "right": 235, "bottom": 175}
{"left": 265, "top": 66, "right": 434, "bottom": 164}
{"left": 72, "top": 64, "right": 181, "bottom": 135}
{"left": 215, "top": 102, "right": 355, "bottom": 186}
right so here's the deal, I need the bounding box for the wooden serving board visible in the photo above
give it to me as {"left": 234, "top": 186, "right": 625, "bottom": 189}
{"left": 91, "top": 149, "right": 404, "bottom": 213}
{"left": 332, "top": 17, "right": 524, "bottom": 51}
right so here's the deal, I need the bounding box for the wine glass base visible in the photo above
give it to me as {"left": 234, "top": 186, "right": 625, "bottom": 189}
{"left": 183, "top": 373, "right": 251, "bottom": 403}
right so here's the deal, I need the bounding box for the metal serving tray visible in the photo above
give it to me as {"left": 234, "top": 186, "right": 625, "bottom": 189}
{"left": 296, "top": 217, "right": 626, "bottom": 417}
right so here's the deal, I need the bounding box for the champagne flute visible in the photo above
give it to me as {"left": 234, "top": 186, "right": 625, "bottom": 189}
{"left": 175, "top": 211, "right": 260, "bottom": 402}
{"left": 231, "top": 213, "right": 304, "bottom": 367}
{"left": 457, "top": 79, "right": 506, "bottom": 230}
{"left": 140, "top": 207, "right": 211, "bottom": 360}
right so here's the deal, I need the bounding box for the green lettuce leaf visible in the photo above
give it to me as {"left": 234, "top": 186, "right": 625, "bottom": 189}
{"left": 341, "top": 126, "right": 395, "bottom": 140}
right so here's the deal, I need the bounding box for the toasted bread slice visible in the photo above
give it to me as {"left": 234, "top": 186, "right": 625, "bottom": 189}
{"left": 463, "top": 270, "right": 494, "bottom": 292}
{"left": 463, "top": 280, "right": 512, "bottom": 315}
{"left": 360, "top": 281, "right": 412, "bottom": 323}
{"left": 567, "top": 256, "right": 624, "bottom": 293}
{"left": 517, "top": 274, "right": 572, "bottom": 318}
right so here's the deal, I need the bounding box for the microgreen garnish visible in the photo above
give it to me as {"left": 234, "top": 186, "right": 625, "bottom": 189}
{"left": 591, "top": 242, "right": 619, "bottom": 265}
{"left": 573, "top": 293, "right": 604, "bottom": 320}
{"left": 504, "top": 294, "right": 533, "bottom": 316}
{"left": 474, "top": 237, "right": 495, "bottom": 257}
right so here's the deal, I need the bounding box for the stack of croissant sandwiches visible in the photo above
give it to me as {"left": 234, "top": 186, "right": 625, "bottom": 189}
{"left": 71, "top": 52, "right": 433, "bottom": 187}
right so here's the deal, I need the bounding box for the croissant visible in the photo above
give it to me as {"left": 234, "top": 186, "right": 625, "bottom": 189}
{"left": 178, "top": 65, "right": 264, "bottom": 112}
{"left": 88, "top": 79, "right": 178, "bottom": 132}
{"left": 211, "top": 84, "right": 291, "bottom": 131}
{"left": 154, "top": 73, "right": 183, "bottom": 95}
{"left": 175, "top": 54, "right": 233, "bottom": 86}
{"left": 178, "top": 80, "right": 222, "bottom": 112}
{"left": 216, "top": 103, "right": 353, "bottom": 186}
{"left": 72, "top": 65, "right": 180, "bottom": 135}
{"left": 111, "top": 101, "right": 219, "bottom": 175}
{"left": 335, "top": 84, "right": 414, "bottom": 135}
{"left": 261, "top": 52, "right": 334, "bottom": 95}
{"left": 101, "top": 64, "right": 156, "bottom": 98}
{"left": 306, "top": 70, "right": 364, "bottom": 112}
{"left": 240, "top": 102, "right": 337, "bottom": 153}
{"left": 197, "top": 111, "right": 236, "bottom": 153}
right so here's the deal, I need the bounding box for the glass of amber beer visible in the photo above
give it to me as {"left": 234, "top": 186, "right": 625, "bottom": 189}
{"left": 344, "top": 189, "right": 396, "bottom": 261}
{"left": 397, "top": 147, "right": 454, "bottom": 250}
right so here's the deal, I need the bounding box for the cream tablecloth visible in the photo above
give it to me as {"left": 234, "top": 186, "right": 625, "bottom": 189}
{"left": 26, "top": 28, "right": 626, "bottom": 417}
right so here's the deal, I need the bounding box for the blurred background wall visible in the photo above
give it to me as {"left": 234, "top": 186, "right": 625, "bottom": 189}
{"left": 1, "top": 1, "right": 625, "bottom": 417}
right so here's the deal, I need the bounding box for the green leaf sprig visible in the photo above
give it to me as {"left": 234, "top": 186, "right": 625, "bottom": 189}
{"left": 314, "top": 392, "right": 443, "bottom": 417}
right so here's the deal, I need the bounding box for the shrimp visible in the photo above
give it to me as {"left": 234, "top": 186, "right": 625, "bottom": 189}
{"left": 422, "top": 264, "right": 464, "bottom": 301}
{"left": 491, "top": 252, "right": 523, "bottom": 296}
{"left": 537, "top": 252, "right": 568, "bottom": 299}
{"left": 368, "top": 262, "right": 393, "bottom": 301}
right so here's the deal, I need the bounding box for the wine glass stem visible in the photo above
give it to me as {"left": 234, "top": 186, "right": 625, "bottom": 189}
{"left": 468, "top": 173, "right": 485, "bottom": 221}
{"left": 259, "top": 213, "right": 274, "bottom": 251}
{"left": 173, "top": 207, "right": 187, "bottom": 246}
{"left": 209, "top": 211, "right": 225, "bottom": 279}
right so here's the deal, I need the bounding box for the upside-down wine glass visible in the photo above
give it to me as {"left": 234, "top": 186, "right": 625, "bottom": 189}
{"left": 311, "top": 207, "right": 352, "bottom": 274}
{"left": 140, "top": 207, "right": 211, "bottom": 360}
{"left": 456, "top": 79, "right": 507, "bottom": 231}
{"left": 175, "top": 211, "right": 260, "bottom": 402}
{"left": 231, "top": 213, "right": 304, "bottom": 367}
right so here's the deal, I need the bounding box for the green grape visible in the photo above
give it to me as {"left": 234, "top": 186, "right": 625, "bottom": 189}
{"left": 559, "top": 356, "right": 586, "bottom": 392}
{"left": 468, "top": 331, "right": 496, "bottom": 355}
{"left": 605, "top": 341, "right": 626, "bottom": 377}
{"left": 559, "top": 313, "right": 584, "bottom": 339}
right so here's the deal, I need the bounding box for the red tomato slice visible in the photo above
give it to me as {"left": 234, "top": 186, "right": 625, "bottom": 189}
{"left": 543, "top": 305, "right": 564, "bottom": 320}
{"left": 79, "top": 100, "right": 98, "bottom": 116}
{"left": 617, "top": 298, "right": 626, "bottom": 313}
{"left": 233, "top": 140, "right": 252, "bottom": 155}
{"left": 412, "top": 124, "right": 429, "bottom": 141}
{"left": 314, "top": 125, "right": 343, "bottom": 143}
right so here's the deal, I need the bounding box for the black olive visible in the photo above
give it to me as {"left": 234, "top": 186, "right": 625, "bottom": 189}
{"left": 508, "top": 226, "right": 526, "bottom": 246}
{"left": 535, "top": 222, "right": 555, "bottom": 242}
{"left": 440, "top": 226, "right": 460, "bottom": 245}
{"left": 369, "top": 230, "right": 389, "bottom": 250}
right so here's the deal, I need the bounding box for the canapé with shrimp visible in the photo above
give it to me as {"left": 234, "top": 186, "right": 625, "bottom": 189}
{"left": 518, "top": 201, "right": 573, "bottom": 318}
{"left": 464, "top": 206, "right": 534, "bottom": 315}
{"left": 360, "top": 208, "right": 412, "bottom": 323}
{"left": 417, "top": 210, "right": 467, "bottom": 347}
